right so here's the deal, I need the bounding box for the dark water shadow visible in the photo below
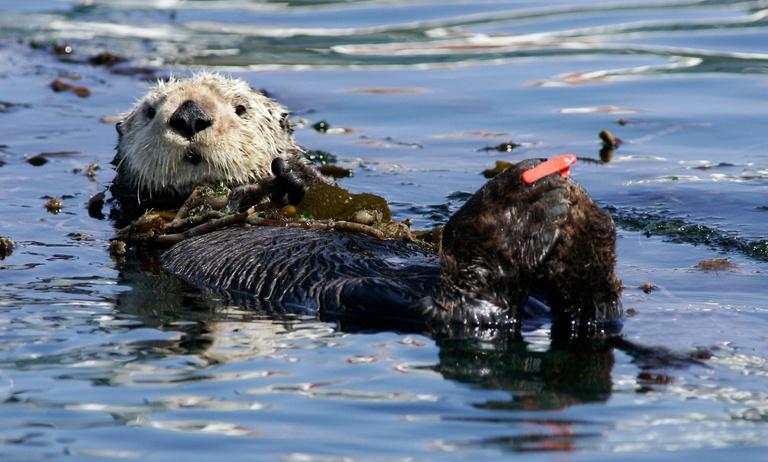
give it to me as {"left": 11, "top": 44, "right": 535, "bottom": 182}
{"left": 101, "top": 247, "right": 720, "bottom": 453}
{"left": 428, "top": 333, "right": 710, "bottom": 452}
{"left": 434, "top": 336, "right": 615, "bottom": 411}
{"left": 115, "top": 251, "right": 694, "bottom": 378}
{"left": 435, "top": 341, "right": 611, "bottom": 452}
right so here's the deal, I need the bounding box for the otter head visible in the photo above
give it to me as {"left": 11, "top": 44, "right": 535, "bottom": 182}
{"left": 434, "top": 159, "right": 622, "bottom": 336}
{"left": 114, "top": 73, "right": 298, "bottom": 200}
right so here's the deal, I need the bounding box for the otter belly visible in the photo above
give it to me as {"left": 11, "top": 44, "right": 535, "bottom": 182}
{"left": 161, "top": 227, "right": 443, "bottom": 328}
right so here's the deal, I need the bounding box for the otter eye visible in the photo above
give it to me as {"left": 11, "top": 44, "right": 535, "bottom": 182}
{"left": 144, "top": 105, "right": 156, "bottom": 120}
{"left": 235, "top": 105, "right": 247, "bottom": 117}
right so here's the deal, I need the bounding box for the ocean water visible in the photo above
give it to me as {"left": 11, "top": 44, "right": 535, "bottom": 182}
{"left": 0, "top": 1, "right": 768, "bottom": 460}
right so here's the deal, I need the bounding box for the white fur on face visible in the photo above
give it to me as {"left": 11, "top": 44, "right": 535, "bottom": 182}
{"left": 117, "top": 73, "right": 299, "bottom": 197}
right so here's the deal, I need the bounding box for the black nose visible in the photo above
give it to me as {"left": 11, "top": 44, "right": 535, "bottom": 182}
{"left": 169, "top": 100, "right": 213, "bottom": 139}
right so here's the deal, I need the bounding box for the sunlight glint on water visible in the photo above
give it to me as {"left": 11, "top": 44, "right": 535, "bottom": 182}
{"left": 0, "top": 1, "right": 767, "bottom": 460}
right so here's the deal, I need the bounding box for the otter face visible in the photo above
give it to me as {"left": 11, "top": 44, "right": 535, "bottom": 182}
{"left": 115, "top": 73, "right": 298, "bottom": 197}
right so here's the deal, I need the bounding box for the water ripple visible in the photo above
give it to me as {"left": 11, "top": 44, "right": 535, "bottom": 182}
{"left": 0, "top": 0, "right": 766, "bottom": 74}
{"left": 1, "top": 1, "right": 768, "bottom": 460}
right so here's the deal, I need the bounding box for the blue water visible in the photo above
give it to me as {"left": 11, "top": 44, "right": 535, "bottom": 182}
{"left": 1, "top": 1, "right": 768, "bottom": 460}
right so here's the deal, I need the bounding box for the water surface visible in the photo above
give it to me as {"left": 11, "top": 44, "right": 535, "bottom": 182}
{"left": 1, "top": 1, "right": 768, "bottom": 460}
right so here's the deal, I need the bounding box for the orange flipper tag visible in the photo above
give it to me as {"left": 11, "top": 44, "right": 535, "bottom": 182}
{"left": 521, "top": 154, "right": 577, "bottom": 185}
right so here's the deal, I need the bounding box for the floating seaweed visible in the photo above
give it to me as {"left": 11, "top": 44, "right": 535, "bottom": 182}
{"left": 312, "top": 120, "right": 330, "bottom": 133}
{"left": 478, "top": 142, "right": 520, "bottom": 153}
{"left": 0, "top": 236, "right": 14, "bottom": 259}
{"left": 114, "top": 181, "right": 429, "bottom": 250}
{"left": 318, "top": 164, "right": 352, "bottom": 178}
{"left": 482, "top": 160, "right": 514, "bottom": 178}
{"left": 608, "top": 206, "right": 768, "bottom": 261}
{"left": 50, "top": 79, "right": 91, "bottom": 97}
{"left": 44, "top": 197, "right": 63, "bottom": 213}
{"left": 695, "top": 258, "right": 736, "bottom": 272}
{"left": 304, "top": 150, "right": 338, "bottom": 166}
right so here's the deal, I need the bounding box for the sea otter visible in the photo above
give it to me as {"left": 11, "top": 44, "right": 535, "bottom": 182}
{"left": 109, "top": 74, "right": 623, "bottom": 339}
{"left": 110, "top": 73, "right": 321, "bottom": 221}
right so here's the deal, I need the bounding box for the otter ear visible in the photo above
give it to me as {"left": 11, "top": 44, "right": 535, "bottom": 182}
{"left": 115, "top": 121, "right": 124, "bottom": 137}
{"left": 249, "top": 85, "right": 272, "bottom": 99}
{"left": 279, "top": 112, "right": 292, "bottom": 134}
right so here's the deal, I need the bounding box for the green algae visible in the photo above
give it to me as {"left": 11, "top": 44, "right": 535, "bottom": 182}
{"left": 297, "top": 182, "right": 391, "bottom": 223}
{"left": 318, "top": 164, "right": 352, "bottom": 178}
{"left": 304, "top": 149, "right": 337, "bottom": 166}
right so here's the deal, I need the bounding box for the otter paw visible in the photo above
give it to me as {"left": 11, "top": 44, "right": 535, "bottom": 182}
{"left": 227, "top": 183, "right": 269, "bottom": 212}
{"left": 271, "top": 157, "right": 311, "bottom": 205}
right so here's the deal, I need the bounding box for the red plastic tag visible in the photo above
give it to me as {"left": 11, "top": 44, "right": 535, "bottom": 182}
{"left": 521, "top": 154, "right": 577, "bottom": 185}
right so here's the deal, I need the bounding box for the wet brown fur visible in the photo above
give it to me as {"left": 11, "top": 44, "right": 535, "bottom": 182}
{"left": 436, "top": 159, "right": 621, "bottom": 333}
